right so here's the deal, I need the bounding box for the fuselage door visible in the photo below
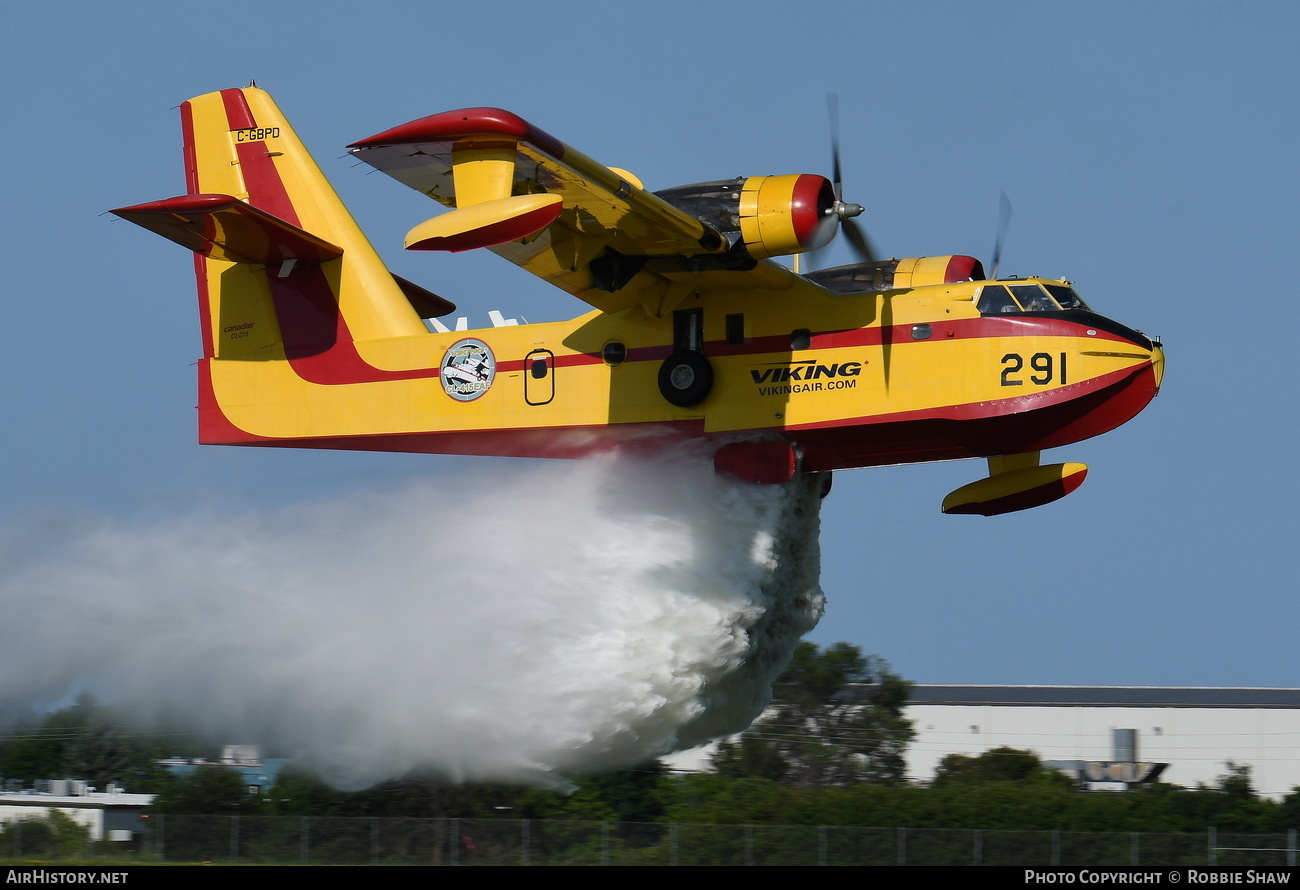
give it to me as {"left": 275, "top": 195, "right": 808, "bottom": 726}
{"left": 524, "top": 348, "right": 555, "bottom": 406}
{"left": 674, "top": 308, "right": 705, "bottom": 353}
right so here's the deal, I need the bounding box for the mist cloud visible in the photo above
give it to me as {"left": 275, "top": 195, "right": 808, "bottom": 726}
{"left": 0, "top": 452, "right": 824, "bottom": 788}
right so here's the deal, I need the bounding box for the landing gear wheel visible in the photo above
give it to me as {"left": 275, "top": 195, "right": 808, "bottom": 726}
{"left": 658, "top": 351, "right": 713, "bottom": 407}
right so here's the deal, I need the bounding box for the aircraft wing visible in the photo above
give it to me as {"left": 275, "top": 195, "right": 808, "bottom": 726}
{"left": 349, "top": 109, "right": 776, "bottom": 313}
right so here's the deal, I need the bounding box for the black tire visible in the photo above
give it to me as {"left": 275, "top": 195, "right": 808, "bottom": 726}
{"left": 658, "top": 351, "right": 713, "bottom": 407}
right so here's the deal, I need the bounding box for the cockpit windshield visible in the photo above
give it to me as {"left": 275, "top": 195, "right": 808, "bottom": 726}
{"left": 1043, "top": 284, "right": 1089, "bottom": 309}
{"left": 977, "top": 282, "right": 1091, "bottom": 315}
{"left": 1009, "top": 284, "right": 1058, "bottom": 311}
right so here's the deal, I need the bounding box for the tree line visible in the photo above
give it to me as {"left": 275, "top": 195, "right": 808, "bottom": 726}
{"left": 3, "top": 646, "right": 1299, "bottom": 833}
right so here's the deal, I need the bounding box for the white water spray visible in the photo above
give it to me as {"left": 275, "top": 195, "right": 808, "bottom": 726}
{"left": 0, "top": 452, "right": 824, "bottom": 788}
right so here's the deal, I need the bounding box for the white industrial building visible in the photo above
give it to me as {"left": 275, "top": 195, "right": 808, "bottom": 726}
{"left": 0, "top": 782, "right": 153, "bottom": 842}
{"left": 667, "top": 685, "right": 1300, "bottom": 798}
{"left": 905, "top": 686, "right": 1300, "bottom": 799}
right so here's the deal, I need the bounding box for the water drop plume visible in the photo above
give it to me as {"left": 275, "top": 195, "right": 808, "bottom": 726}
{"left": 0, "top": 450, "right": 824, "bottom": 788}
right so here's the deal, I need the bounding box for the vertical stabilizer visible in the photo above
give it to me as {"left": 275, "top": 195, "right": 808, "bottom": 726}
{"left": 179, "top": 87, "right": 426, "bottom": 359}
{"left": 114, "top": 87, "right": 436, "bottom": 445}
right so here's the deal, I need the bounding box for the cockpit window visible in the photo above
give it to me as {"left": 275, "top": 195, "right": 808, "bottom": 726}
{"left": 978, "top": 282, "right": 1093, "bottom": 315}
{"left": 1044, "top": 284, "right": 1090, "bottom": 310}
{"left": 977, "top": 284, "right": 1019, "bottom": 314}
{"left": 1009, "top": 284, "right": 1061, "bottom": 312}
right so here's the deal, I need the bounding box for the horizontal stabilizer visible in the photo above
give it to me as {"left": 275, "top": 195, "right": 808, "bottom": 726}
{"left": 942, "top": 462, "right": 1088, "bottom": 516}
{"left": 111, "top": 194, "right": 343, "bottom": 266}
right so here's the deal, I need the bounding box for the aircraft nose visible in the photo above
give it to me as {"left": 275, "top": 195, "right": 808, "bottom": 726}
{"left": 1150, "top": 344, "right": 1165, "bottom": 390}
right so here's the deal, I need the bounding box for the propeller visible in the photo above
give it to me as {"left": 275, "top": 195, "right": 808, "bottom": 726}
{"left": 989, "top": 190, "right": 1013, "bottom": 280}
{"left": 812, "top": 95, "right": 894, "bottom": 383}
{"left": 813, "top": 93, "right": 875, "bottom": 267}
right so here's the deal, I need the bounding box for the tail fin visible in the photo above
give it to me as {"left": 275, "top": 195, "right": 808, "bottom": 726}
{"left": 115, "top": 87, "right": 428, "bottom": 361}
{"left": 114, "top": 87, "right": 449, "bottom": 444}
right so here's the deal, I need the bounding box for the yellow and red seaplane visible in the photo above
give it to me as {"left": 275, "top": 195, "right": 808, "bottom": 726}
{"left": 114, "top": 87, "right": 1163, "bottom": 515}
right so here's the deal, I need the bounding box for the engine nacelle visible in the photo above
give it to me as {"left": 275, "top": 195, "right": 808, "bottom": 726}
{"left": 805, "top": 254, "right": 986, "bottom": 294}
{"left": 737, "top": 174, "right": 836, "bottom": 258}
{"left": 655, "top": 175, "right": 836, "bottom": 259}
{"left": 892, "top": 255, "right": 985, "bottom": 288}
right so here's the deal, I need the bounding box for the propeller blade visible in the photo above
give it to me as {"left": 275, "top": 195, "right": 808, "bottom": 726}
{"left": 990, "top": 190, "right": 1012, "bottom": 280}
{"left": 827, "top": 93, "right": 844, "bottom": 203}
{"left": 843, "top": 217, "right": 876, "bottom": 264}
{"left": 808, "top": 92, "right": 879, "bottom": 271}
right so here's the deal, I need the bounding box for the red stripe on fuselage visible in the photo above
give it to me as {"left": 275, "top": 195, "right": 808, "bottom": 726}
{"left": 704, "top": 315, "right": 1137, "bottom": 360}
{"left": 787, "top": 361, "right": 1148, "bottom": 433}
{"left": 791, "top": 361, "right": 1160, "bottom": 471}
{"left": 199, "top": 357, "right": 1157, "bottom": 470}
{"left": 266, "top": 268, "right": 442, "bottom": 384}
{"left": 198, "top": 359, "right": 275, "bottom": 445}
{"left": 260, "top": 307, "right": 1142, "bottom": 388}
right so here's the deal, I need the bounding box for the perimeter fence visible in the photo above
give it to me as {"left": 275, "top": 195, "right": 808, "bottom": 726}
{"left": 5, "top": 817, "right": 1299, "bottom": 866}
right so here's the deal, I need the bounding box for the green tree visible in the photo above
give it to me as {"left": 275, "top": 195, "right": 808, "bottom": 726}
{"left": 149, "top": 765, "right": 254, "bottom": 815}
{"left": 1211, "top": 761, "right": 1255, "bottom": 799}
{"left": 0, "top": 810, "right": 91, "bottom": 858}
{"left": 932, "top": 746, "right": 1071, "bottom": 788}
{"left": 0, "top": 693, "right": 174, "bottom": 789}
{"left": 581, "top": 761, "right": 669, "bottom": 823}
{"left": 1171, "top": 762, "right": 1276, "bottom": 831}
{"left": 1275, "top": 786, "right": 1300, "bottom": 830}
{"left": 713, "top": 642, "right": 914, "bottom": 786}
{"left": 264, "top": 764, "right": 369, "bottom": 816}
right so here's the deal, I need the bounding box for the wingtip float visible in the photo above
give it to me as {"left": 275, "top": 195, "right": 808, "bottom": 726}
{"left": 112, "top": 86, "right": 1164, "bottom": 516}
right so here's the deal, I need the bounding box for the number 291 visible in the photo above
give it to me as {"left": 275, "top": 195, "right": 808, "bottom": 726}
{"left": 1001, "top": 352, "right": 1067, "bottom": 386}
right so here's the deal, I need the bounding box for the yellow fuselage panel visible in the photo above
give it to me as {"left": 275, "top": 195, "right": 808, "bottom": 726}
{"left": 206, "top": 275, "right": 1154, "bottom": 446}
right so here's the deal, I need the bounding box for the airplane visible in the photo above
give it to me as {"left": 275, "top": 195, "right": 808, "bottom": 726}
{"left": 112, "top": 86, "right": 1164, "bottom": 516}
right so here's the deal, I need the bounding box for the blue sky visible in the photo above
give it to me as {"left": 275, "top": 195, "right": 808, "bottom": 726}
{"left": 2, "top": 0, "right": 1295, "bottom": 689}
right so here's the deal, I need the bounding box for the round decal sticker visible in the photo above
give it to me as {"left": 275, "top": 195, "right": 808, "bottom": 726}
{"left": 440, "top": 338, "right": 495, "bottom": 401}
